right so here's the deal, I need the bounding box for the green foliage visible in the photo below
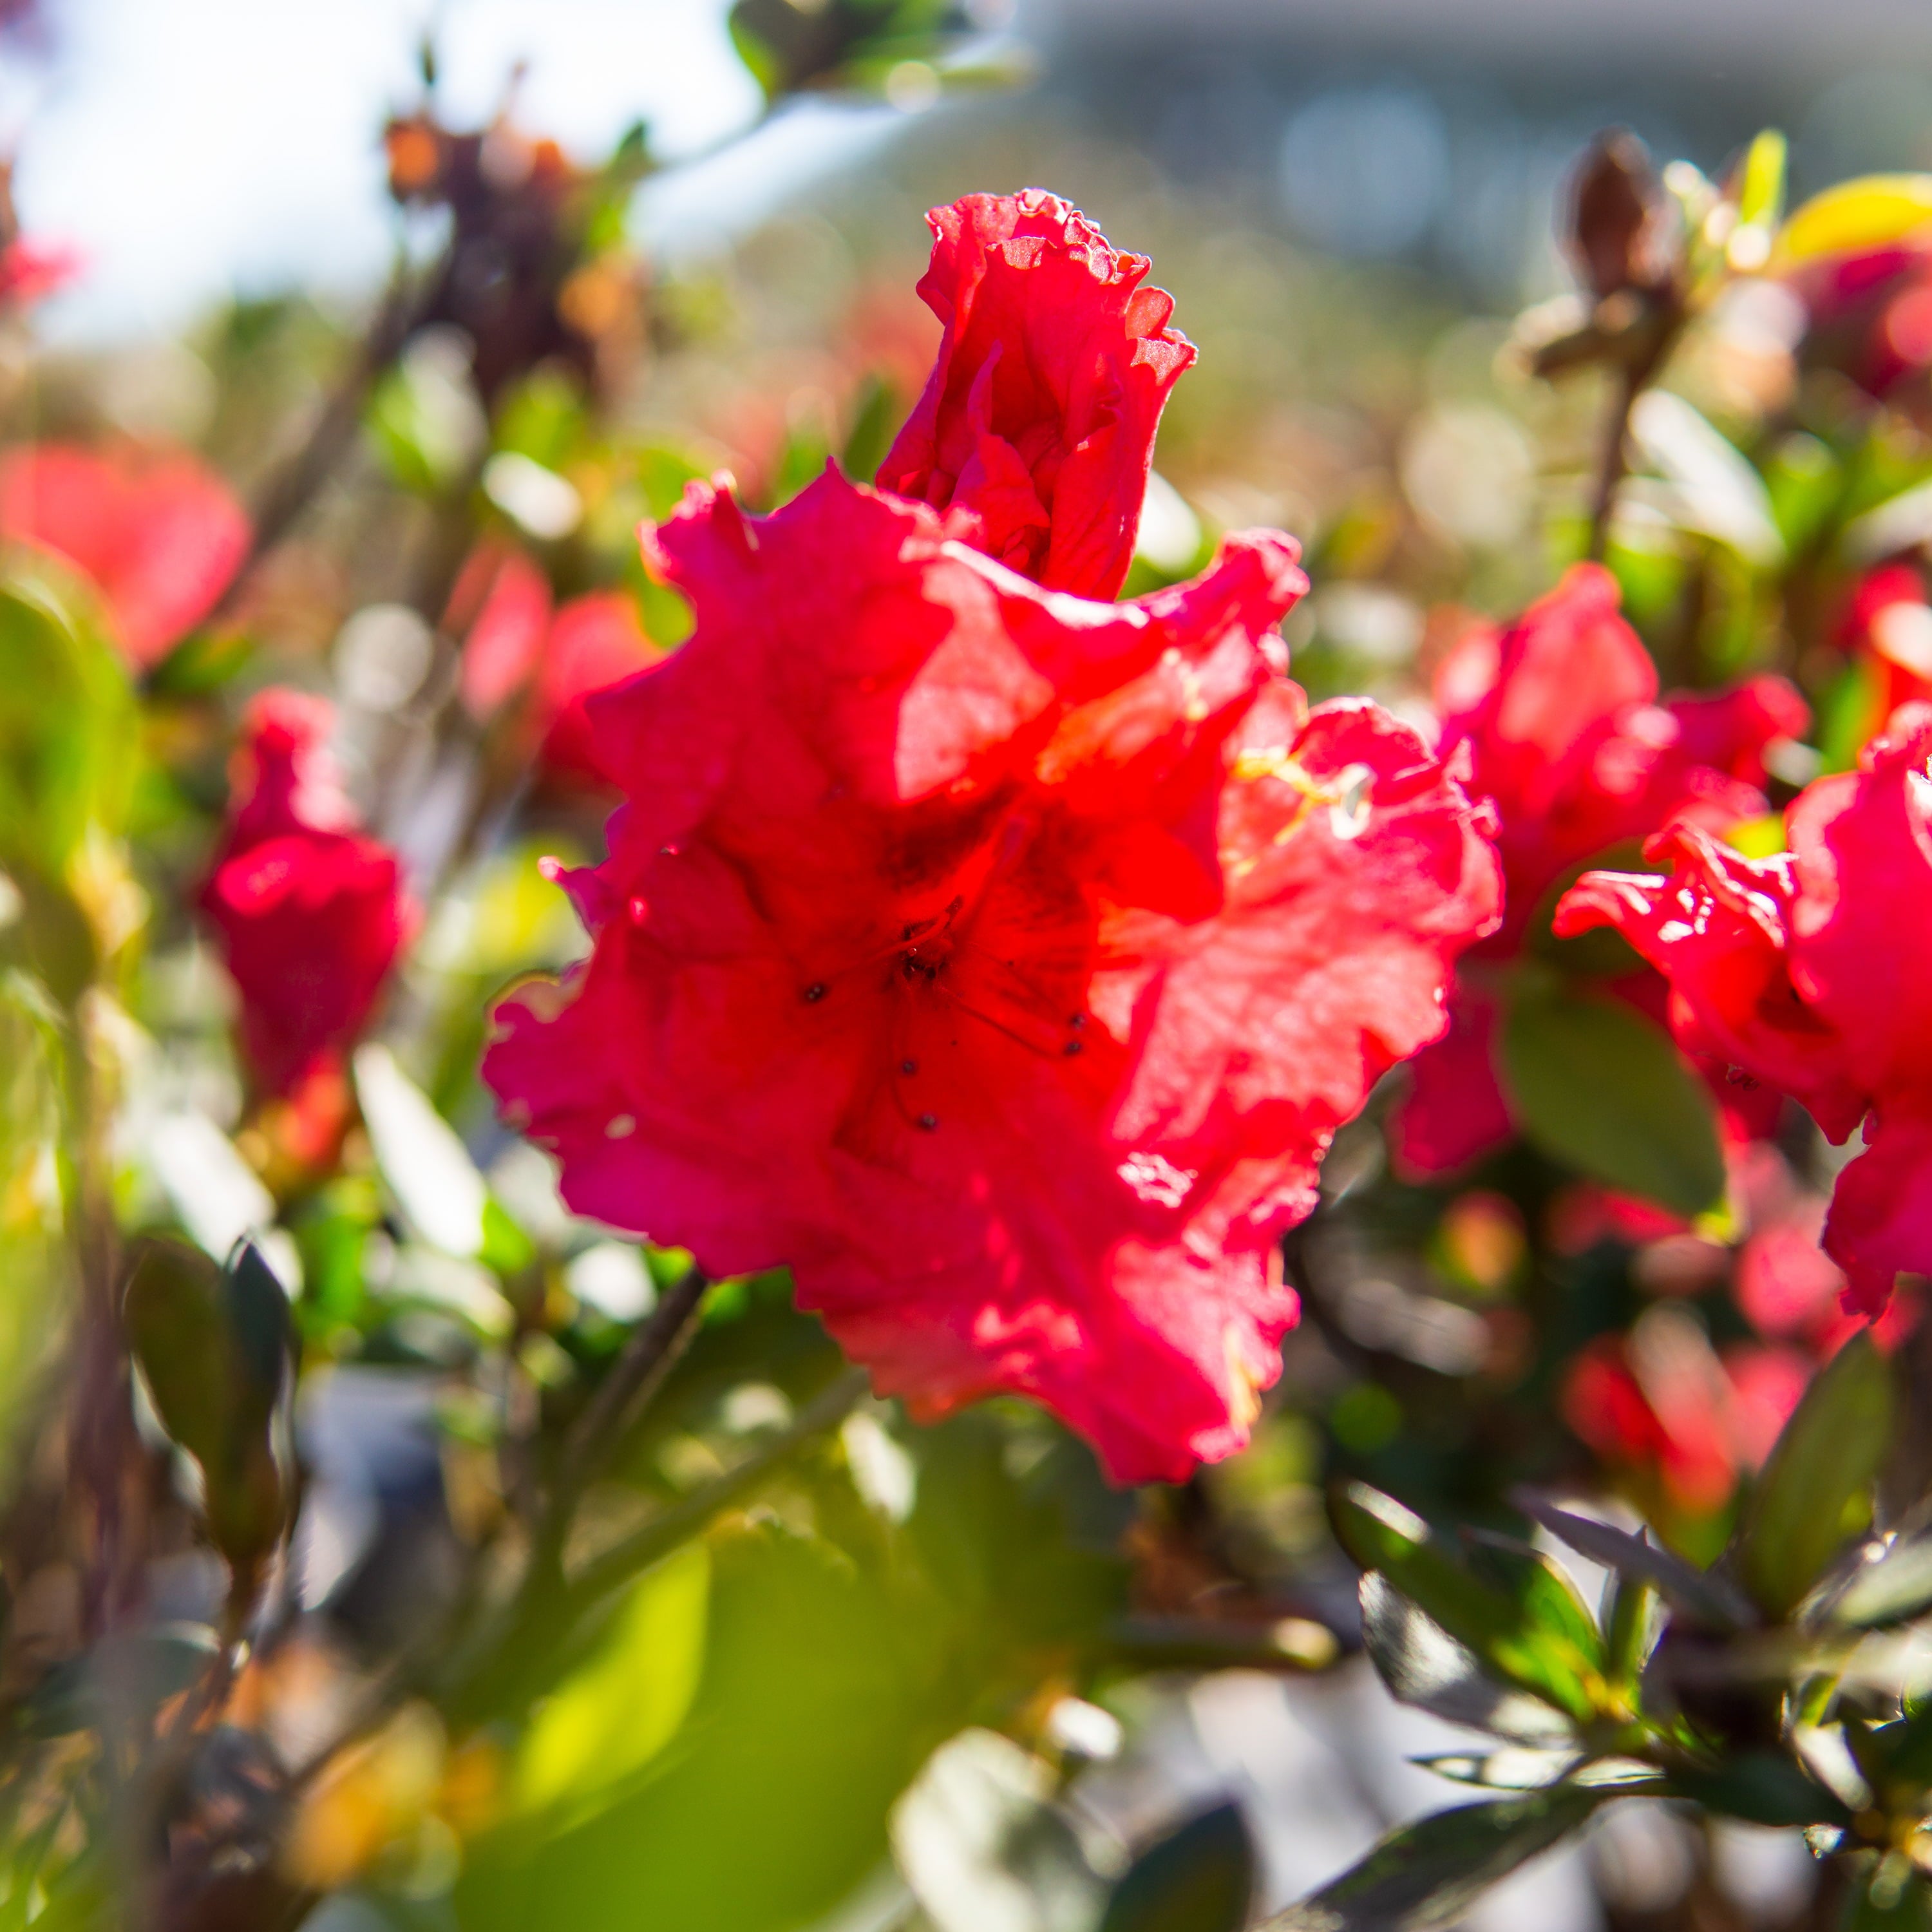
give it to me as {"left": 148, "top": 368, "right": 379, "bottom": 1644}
{"left": 1098, "top": 1803, "right": 1255, "bottom": 1932}
{"left": 728, "top": 0, "right": 972, "bottom": 103}
{"left": 1736, "top": 1332, "right": 1893, "bottom": 1620}
{"left": 1257, "top": 1790, "right": 1602, "bottom": 1932}
{"left": 1501, "top": 976, "right": 1726, "bottom": 1218}
{"left": 1332, "top": 1481, "right": 1607, "bottom": 1725}
{"left": 122, "top": 1237, "right": 292, "bottom": 1569}
{"left": 506, "top": 1541, "right": 710, "bottom": 1832}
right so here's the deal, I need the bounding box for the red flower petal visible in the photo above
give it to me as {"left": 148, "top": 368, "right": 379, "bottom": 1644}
{"left": 878, "top": 190, "right": 1196, "bottom": 601}
{"left": 0, "top": 442, "right": 249, "bottom": 667}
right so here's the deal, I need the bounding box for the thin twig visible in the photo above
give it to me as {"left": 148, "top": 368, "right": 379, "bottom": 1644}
{"left": 558, "top": 1266, "right": 710, "bottom": 1495}
{"left": 564, "top": 1366, "right": 869, "bottom": 1611}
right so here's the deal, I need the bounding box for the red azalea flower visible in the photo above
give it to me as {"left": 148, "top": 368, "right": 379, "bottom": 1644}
{"left": 454, "top": 542, "right": 553, "bottom": 719}
{"left": 534, "top": 591, "right": 663, "bottom": 782}
{"left": 199, "top": 692, "right": 416, "bottom": 1099}
{"left": 0, "top": 442, "right": 250, "bottom": 668}
{"left": 877, "top": 189, "right": 1197, "bottom": 601}
{"left": 483, "top": 470, "right": 1500, "bottom": 1482}
{"left": 454, "top": 549, "right": 662, "bottom": 784}
{"left": 1390, "top": 564, "right": 1805, "bottom": 1179}
{"left": 1557, "top": 706, "right": 1932, "bottom": 1316}
{"left": 1788, "top": 240, "right": 1932, "bottom": 401}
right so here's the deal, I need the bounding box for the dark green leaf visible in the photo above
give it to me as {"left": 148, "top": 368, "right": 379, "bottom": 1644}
{"left": 1501, "top": 980, "right": 1725, "bottom": 1218}
{"left": 1258, "top": 1790, "right": 1600, "bottom": 1932}
{"left": 1100, "top": 1803, "right": 1254, "bottom": 1932}
{"left": 123, "top": 1237, "right": 293, "bottom": 1567}
{"left": 1511, "top": 1492, "right": 1754, "bottom": 1629}
{"left": 1332, "top": 1484, "right": 1604, "bottom": 1723}
{"left": 1736, "top": 1333, "right": 1893, "bottom": 1620}
{"left": 1669, "top": 1753, "right": 1850, "bottom": 1828}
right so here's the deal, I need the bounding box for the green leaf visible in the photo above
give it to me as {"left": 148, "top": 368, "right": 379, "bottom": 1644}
{"left": 1736, "top": 129, "right": 1788, "bottom": 232}
{"left": 0, "top": 559, "right": 137, "bottom": 875}
{"left": 1258, "top": 1790, "right": 1600, "bottom": 1932}
{"left": 1511, "top": 1493, "right": 1754, "bottom": 1629}
{"left": 841, "top": 371, "right": 904, "bottom": 486}
{"left": 1332, "top": 1484, "right": 1605, "bottom": 1725}
{"left": 893, "top": 1728, "right": 1105, "bottom": 1932}
{"left": 511, "top": 1540, "right": 710, "bottom": 1831}
{"left": 1830, "top": 1531, "right": 1932, "bottom": 1629}
{"left": 1736, "top": 1332, "right": 1893, "bottom": 1620}
{"left": 1359, "top": 1574, "right": 1578, "bottom": 1744}
{"left": 122, "top": 1236, "right": 292, "bottom": 1567}
{"left": 1099, "top": 1803, "right": 1254, "bottom": 1932}
{"left": 0, "top": 974, "right": 68, "bottom": 1480}
{"left": 728, "top": 0, "right": 971, "bottom": 102}
{"left": 1501, "top": 979, "right": 1725, "bottom": 1218}
{"left": 1669, "top": 1754, "right": 1851, "bottom": 1828}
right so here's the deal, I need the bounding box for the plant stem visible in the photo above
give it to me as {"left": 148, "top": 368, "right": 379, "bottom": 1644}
{"left": 558, "top": 1265, "right": 710, "bottom": 1497}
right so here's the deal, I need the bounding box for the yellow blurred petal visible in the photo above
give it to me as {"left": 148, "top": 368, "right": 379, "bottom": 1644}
{"left": 1777, "top": 174, "right": 1932, "bottom": 264}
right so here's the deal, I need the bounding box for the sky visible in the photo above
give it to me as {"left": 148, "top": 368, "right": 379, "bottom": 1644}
{"left": 5, "top": 0, "right": 862, "bottom": 343}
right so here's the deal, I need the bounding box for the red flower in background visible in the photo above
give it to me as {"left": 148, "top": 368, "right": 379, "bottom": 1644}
{"left": 877, "top": 189, "right": 1197, "bottom": 601}
{"left": 1836, "top": 562, "right": 1932, "bottom": 735}
{"left": 0, "top": 443, "right": 249, "bottom": 668}
{"left": 1392, "top": 564, "right": 1806, "bottom": 1177}
{"left": 1787, "top": 240, "right": 1932, "bottom": 402}
{"left": 453, "top": 547, "right": 662, "bottom": 784}
{"left": 1557, "top": 706, "right": 1932, "bottom": 1316}
{"left": 484, "top": 471, "right": 1500, "bottom": 1482}
{"left": 199, "top": 692, "right": 415, "bottom": 1099}
{"left": 0, "top": 235, "right": 77, "bottom": 309}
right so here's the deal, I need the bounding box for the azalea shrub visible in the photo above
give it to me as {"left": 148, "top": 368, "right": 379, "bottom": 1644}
{"left": 6, "top": 26, "right": 1932, "bottom": 1932}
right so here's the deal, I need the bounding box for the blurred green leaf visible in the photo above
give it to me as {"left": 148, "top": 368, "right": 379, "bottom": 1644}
{"left": 1832, "top": 1531, "right": 1932, "bottom": 1629}
{"left": 1844, "top": 1857, "right": 1932, "bottom": 1932}
{"left": 1736, "top": 1332, "right": 1893, "bottom": 1620}
{"left": 893, "top": 1727, "right": 1104, "bottom": 1932}
{"left": 1669, "top": 1753, "right": 1851, "bottom": 1828}
{"left": 1333, "top": 1483, "right": 1605, "bottom": 1725}
{"left": 1735, "top": 129, "right": 1787, "bottom": 232}
{"left": 1501, "top": 978, "right": 1725, "bottom": 1218}
{"left": 511, "top": 1540, "right": 709, "bottom": 1831}
{"left": 728, "top": 0, "right": 971, "bottom": 103}
{"left": 1099, "top": 1803, "right": 1254, "bottom": 1932}
{"left": 1258, "top": 1790, "right": 1600, "bottom": 1932}
{"left": 123, "top": 1236, "right": 292, "bottom": 1567}
{"left": 842, "top": 372, "right": 905, "bottom": 485}
{"left": 0, "top": 972, "right": 71, "bottom": 1486}
{"left": 456, "top": 1522, "right": 944, "bottom": 1932}
{"left": 1512, "top": 1493, "right": 1754, "bottom": 1629}
{"left": 1359, "top": 1573, "right": 1579, "bottom": 1744}
{"left": 0, "top": 558, "right": 138, "bottom": 916}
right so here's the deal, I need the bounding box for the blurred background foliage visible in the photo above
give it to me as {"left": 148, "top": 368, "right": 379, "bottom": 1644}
{"left": 5, "top": 3, "right": 1932, "bottom": 1929}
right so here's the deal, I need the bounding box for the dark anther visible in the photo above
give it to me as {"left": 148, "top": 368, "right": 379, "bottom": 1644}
{"left": 1063, "top": 1039, "right": 1083, "bottom": 1057}
{"left": 901, "top": 1058, "right": 918, "bottom": 1075}
{"left": 1068, "top": 1012, "right": 1086, "bottom": 1029}
{"left": 802, "top": 983, "right": 827, "bottom": 1003}
{"left": 916, "top": 1112, "right": 938, "bottom": 1132}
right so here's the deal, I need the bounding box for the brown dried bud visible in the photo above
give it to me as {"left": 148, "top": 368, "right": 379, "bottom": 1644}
{"left": 1566, "top": 130, "right": 1681, "bottom": 301}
